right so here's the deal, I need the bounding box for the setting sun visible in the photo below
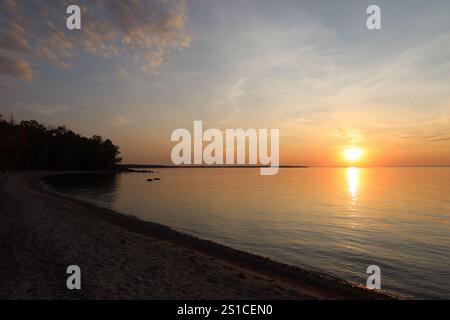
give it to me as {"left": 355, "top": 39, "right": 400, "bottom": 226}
{"left": 344, "top": 147, "right": 363, "bottom": 162}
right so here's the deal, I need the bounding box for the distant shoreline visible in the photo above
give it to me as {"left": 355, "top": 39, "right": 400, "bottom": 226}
{"left": 120, "top": 164, "right": 309, "bottom": 169}
{"left": 0, "top": 171, "right": 394, "bottom": 299}
{"left": 119, "top": 164, "right": 450, "bottom": 169}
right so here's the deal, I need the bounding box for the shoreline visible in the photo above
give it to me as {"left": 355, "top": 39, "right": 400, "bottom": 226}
{"left": 0, "top": 171, "right": 394, "bottom": 299}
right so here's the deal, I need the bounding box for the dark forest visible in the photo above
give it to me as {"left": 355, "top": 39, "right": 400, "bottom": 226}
{"left": 0, "top": 115, "right": 121, "bottom": 170}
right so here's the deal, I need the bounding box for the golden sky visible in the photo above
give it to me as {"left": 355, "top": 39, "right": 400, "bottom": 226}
{"left": 1, "top": 0, "right": 450, "bottom": 166}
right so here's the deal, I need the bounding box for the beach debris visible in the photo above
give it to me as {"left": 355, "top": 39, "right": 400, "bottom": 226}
{"left": 154, "top": 178, "right": 161, "bottom": 181}
{"left": 146, "top": 178, "right": 153, "bottom": 182}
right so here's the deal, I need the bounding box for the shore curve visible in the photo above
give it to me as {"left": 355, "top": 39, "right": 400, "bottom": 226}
{"left": 0, "top": 171, "right": 394, "bottom": 299}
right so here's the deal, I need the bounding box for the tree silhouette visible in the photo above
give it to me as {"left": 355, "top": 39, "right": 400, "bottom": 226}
{"left": 0, "top": 116, "right": 121, "bottom": 170}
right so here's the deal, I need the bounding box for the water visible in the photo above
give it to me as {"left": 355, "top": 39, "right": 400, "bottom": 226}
{"left": 43, "top": 167, "right": 450, "bottom": 299}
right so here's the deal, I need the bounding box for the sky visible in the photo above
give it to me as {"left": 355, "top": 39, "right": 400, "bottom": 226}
{"left": 1, "top": 0, "right": 450, "bottom": 166}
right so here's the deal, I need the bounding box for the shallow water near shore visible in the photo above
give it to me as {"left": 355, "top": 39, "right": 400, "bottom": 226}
{"left": 43, "top": 167, "right": 450, "bottom": 299}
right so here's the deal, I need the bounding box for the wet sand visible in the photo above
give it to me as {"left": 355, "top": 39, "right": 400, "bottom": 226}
{"left": 0, "top": 172, "right": 393, "bottom": 299}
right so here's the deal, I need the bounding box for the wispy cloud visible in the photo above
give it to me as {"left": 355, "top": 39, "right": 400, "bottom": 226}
{"left": 336, "top": 128, "right": 365, "bottom": 145}
{"left": 0, "top": 54, "right": 33, "bottom": 81}
{"left": 112, "top": 115, "right": 134, "bottom": 125}
{"left": 0, "top": 0, "right": 191, "bottom": 82}
{"left": 15, "top": 103, "right": 71, "bottom": 115}
{"left": 118, "top": 67, "right": 128, "bottom": 77}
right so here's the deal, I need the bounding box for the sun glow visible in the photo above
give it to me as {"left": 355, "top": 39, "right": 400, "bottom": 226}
{"left": 344, "top": 147, "right": 363, "bottom": 163}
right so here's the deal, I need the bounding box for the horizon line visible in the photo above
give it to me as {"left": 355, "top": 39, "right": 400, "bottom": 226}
{"left": 121, "top": 164, "right": 450, "bottom": 168}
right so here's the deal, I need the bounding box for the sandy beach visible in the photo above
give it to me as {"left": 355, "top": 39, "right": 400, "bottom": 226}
{"left": 0, "top": 172, "right": 392, "bottom": 299}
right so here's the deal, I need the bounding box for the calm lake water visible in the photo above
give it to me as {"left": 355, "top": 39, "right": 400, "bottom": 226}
{"left": 44, "top": 168, "right": 450, "bottom": 299}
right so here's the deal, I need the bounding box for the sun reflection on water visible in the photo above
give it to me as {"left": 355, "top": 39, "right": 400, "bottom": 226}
{"left": 347, "top": 167, "right": 360, "bottom": 204}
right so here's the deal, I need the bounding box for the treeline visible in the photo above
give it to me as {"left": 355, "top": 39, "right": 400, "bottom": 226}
{"left": 0, "top": 115, "right": 121, "bottom": 170}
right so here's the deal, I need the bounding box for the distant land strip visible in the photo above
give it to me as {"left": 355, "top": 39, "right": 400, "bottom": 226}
{"left": 120, "top": 164, "right": 309, "bottom": 169}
